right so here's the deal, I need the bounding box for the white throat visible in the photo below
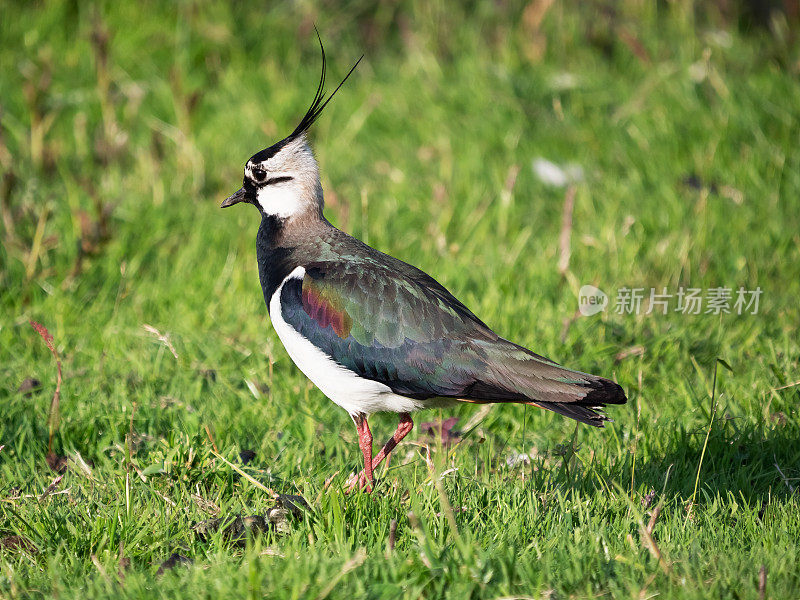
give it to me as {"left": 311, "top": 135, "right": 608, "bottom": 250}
{"left": 255, "top": 182, "right": 305, "bottom": 219}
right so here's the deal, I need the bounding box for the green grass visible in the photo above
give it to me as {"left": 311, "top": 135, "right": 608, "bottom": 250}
{"left": 2, "top": 1, "right": 800, "bottom": 598}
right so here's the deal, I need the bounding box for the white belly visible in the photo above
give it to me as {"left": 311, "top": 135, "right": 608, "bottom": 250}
{"left": 269, "top": 266, "right": 427, "bottom": 416}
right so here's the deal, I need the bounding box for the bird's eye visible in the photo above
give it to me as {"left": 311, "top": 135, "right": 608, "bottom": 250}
{"left": 251, "top": 167, "right": 267, "bottom": 182}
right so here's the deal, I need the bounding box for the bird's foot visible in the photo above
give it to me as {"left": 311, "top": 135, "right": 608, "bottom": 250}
{"left": 344, "top": 470, "right": 374, "bottom": 494}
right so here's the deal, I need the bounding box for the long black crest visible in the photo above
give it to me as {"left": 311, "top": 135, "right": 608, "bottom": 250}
{"left": 290, "top": 31, "right": 363, "bottom": 141}
{"left": 250, "top": 32, "right": 363, "bottom": 165}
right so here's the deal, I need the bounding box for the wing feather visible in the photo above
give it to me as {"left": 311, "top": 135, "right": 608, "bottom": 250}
{"left": 278, "top": 259, "right": 625, "bottom": 425}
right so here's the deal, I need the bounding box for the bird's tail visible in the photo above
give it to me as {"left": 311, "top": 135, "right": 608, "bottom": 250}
{"left": 461, "top": 339, "right": 627, "bottom": 427}
{"left": 526, "top": 374, "right": 627, "bottom": 427}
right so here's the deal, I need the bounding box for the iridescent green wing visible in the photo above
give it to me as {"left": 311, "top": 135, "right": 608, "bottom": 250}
{"left": 280, "top": 258, "right": 625, "bottom": 425}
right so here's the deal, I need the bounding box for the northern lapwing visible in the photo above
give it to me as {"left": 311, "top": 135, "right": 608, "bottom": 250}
{"left": 222, "top": 40, "right": 626, "bottom": 492}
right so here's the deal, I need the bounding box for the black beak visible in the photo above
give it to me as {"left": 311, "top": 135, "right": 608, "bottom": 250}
{"left": 221, "top": 187, "right": 250, "bottom": 208}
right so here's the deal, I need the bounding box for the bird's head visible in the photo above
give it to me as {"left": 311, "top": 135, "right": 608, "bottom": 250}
{"left": 222, "top": 36, "right": 362, "bottom": 221}
{"left": 222, "top": 135, "right": 323, "bottom": 219}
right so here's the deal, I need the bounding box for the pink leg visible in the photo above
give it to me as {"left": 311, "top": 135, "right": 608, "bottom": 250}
{"left": 347, "top": 413, "right": 413, "bottom": 493}
{"left": 353, "top": 414, "right": 374, "bottom": 492}
{"left": 370, "top": 413, "right": 413, "bottom": 470}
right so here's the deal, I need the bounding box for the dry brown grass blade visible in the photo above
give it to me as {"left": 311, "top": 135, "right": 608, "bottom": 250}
{"left": 774, "top": 460, "right": 796, "bottom": 494}
{"left": 616, "top": 26, "right": 651, "bottom": 65}
{"left": 646, "top": 503, "right": 663, "bottom": 535}
{"left": 91, "top": 554, "right": 113, "bottom": 586}
{"left": 406, "top": 511, "right": 433, "bottom": 568}
{"left": 211, "top": 450, "right": 279, "bottom": 499}
{"left": 313, "top": 547, "right": 366, "bottom": 600}
{"left": 30, "top": 321, "right": 61, "bottom": 456}
{"left": 639, "top": 519, "right": 670, "bottom": 576}
{"left": 322, "top": 470, "right": 340, "bottom": 491}
{"left": 773, "top": 379, "right": 800, "bottom": 391}
{"left": 204, "top": 424, "right": 218, "bottom": 453}
{"left": 142, "top": 324, "right": 179, "bottom": 359}
{"left": 558, "top": 186, "right": 576, "bottom": 276}
{"left": 615, "top": 345, "right": 645, "bottom": 363}
{"left": 387, "top": 518, "right": 398, "bottom": 555}
{"left": 38, "top": 474, "right": 64, "bottom": 502}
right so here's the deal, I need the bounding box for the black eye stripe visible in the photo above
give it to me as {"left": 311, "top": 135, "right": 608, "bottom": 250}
{"left": 265, "top": 176, "right": 293, "bottom": 185}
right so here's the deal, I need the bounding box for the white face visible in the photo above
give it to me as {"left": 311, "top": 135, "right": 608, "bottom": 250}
{"left": 242, "top": 137, "right": 319, "bottom": 219}
{"left": 253, "top": 178, "right": 303, "bottom": 218}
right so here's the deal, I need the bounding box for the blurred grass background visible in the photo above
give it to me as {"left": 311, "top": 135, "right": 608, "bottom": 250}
{"left": 1, "top": 1, "right": 799, "bottom": 598}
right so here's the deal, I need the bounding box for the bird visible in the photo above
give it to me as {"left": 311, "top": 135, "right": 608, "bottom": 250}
{"left": 222, "top": 39, "right": 626, "bottom": 492}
